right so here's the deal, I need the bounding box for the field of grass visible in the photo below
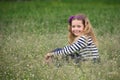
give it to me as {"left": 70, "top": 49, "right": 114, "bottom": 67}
{"left": 0, "top": 0, "right": 120, "bottom": 80}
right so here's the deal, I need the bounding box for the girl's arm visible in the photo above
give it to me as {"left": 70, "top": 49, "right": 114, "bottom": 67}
{"left": 52, "top": 36, "right": 88, "bottom": 57}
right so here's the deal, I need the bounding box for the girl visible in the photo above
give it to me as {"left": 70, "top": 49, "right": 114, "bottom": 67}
{"left": 45, "top": 13, "right": 100, "bottom": 64}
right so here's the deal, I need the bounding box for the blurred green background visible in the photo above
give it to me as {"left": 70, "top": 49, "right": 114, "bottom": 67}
{"left": 0, "top": 0, "right": 120, "bottom": 80}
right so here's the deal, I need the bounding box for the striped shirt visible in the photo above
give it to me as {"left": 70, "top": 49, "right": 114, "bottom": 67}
{"left": 53, "top": 35, "right": 99, "bottom": 59}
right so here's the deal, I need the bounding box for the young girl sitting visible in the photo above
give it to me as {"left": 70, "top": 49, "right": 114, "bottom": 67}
{"left": 45, "top": 13, "right": 100, "bottom": 64}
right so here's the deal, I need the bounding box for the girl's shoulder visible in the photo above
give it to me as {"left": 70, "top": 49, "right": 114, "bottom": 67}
{"left": 74, "top": 35, "right": 88, "bottom": 43}
{"left": 81, "top": 35, "right": 92, "bottom": 39}
{"left": 78, "top": 35, "right": 89, "bottom": 39}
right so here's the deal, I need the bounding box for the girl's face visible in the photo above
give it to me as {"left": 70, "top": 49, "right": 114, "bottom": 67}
{"left": 71, "top": 19, "right": 84, "bottom": 37}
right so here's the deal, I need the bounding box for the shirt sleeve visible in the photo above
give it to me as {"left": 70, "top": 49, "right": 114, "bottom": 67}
{"left": 53, "top": 36, "right": 88, "bottom": 56}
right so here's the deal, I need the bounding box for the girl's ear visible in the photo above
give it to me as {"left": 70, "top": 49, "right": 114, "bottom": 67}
{"left": 85, "top": 18, "right": 89, "bottom": 26}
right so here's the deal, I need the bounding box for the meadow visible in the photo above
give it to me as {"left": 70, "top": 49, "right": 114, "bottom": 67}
{"left": 0, "top": 0, "right": 120, "bottom": 80}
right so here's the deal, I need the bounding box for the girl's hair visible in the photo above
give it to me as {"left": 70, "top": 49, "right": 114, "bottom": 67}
{"left": 68, "top": 13, "right": 98, "bottom": 45}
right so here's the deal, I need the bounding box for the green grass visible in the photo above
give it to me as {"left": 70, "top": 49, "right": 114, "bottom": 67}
{"left": 0, "top": 0, "right": 120, "bottom": 80}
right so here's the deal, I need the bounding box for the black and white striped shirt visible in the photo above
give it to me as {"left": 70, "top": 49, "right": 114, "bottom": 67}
{"left": 53, "top": 35, "right": 99, "bottom": 59}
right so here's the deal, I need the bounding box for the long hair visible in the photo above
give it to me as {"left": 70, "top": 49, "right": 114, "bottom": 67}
{"left": 68, "top": 14, "right": 98, "bottom": 45}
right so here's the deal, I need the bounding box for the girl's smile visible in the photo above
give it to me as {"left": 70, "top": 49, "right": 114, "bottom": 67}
{"left": 71, "top": 19, "right": 84, "bottom": 36}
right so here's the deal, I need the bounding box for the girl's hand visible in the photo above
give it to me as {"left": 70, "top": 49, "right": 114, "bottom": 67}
{"left": 45, "top": 53, "right": 53, "bottom": 60}
{"left": 45, "top": 53, "right": 53, "bottom": 63}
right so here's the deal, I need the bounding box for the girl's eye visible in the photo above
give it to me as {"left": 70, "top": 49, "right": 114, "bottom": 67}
{"left": 72, "top": 25, "right": 75, "bottom": 28}
{"left": 77, "top": 25, "right": 81, "bottom": 28}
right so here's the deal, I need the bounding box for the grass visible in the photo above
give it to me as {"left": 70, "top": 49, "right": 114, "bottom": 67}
{"left": 0, "top": 0, "right": 120, "bottom": 80}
